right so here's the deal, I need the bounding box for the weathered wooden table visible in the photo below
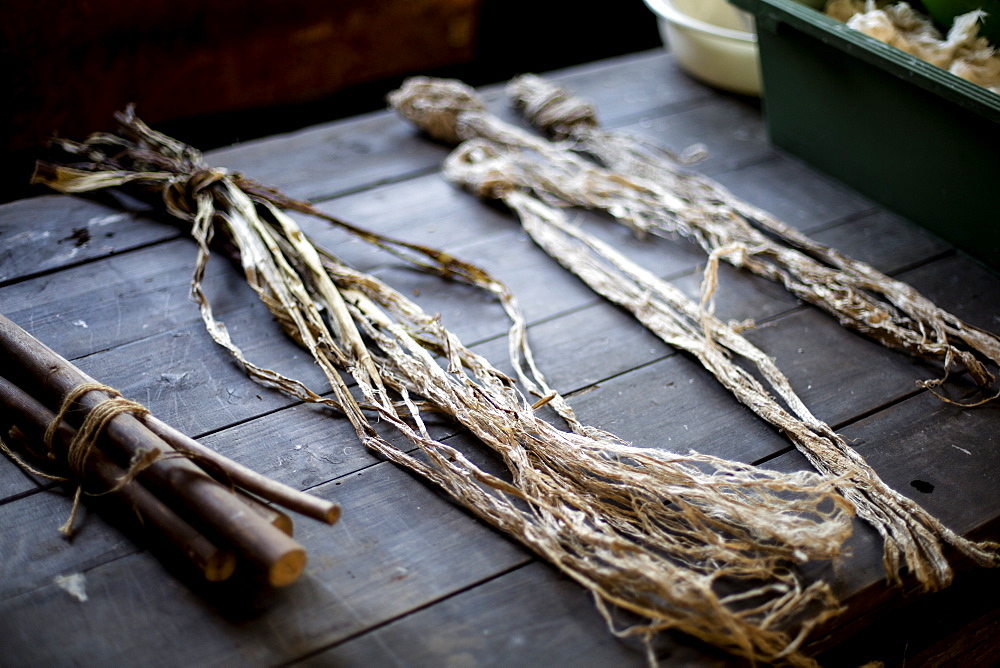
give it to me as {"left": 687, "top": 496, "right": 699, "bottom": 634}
{"left": 2, "top": 51, "right": 999, "bottom": 666}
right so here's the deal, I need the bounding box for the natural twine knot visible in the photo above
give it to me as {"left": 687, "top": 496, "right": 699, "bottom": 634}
{"left": 388, "top": 76, "right": 487, "bottom": 144}
{"left": 37, "top": 383, "right": 154, "bottom": 537}
{"left": 187, "top": 167, "right": 230, "bottom": 192}
{"left": 163, "top": 166, "right": 230, "bottom": 220}
{"left": 45, "top": 383, "right": 150, "bottom": 476}
{"left": 507, "top": 74, "right": 598, "bottom": 139}
{"left": 443, "top": 139, "right": 522, "bottom": 200}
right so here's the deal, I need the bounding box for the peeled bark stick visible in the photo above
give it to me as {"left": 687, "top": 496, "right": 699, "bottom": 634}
{"left": 0, "top": 375, "right": 237, "bottom": 581}
{"left": 0, "top": 313, "right": 307, "bottom": 587}
{"left": 142, "top": 414, "right": 339, "bottom": 525}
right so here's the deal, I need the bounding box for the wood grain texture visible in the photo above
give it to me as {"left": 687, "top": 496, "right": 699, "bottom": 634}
{"left": 0, "top": 461, "right": 530, "bottom": 665}
{"left": 310, "top": 561, "right": 732, "bottom": 668}
{"left": 0, "top": 195, "right": 171, "bottom": 284}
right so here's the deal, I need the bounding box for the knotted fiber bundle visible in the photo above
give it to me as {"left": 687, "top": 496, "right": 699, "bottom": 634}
{"left": 388, "top": 76, "right": 1000, "bottom": 592}
{"left": 32, "top": 108, "right": 854, "bottom": 666}
{"left": 507, "top": 74, "right": 1000, "bottom": 399}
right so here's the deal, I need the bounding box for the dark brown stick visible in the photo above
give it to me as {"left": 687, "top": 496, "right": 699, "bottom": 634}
{"left": 0, "top": 375, "right": 237, "bottom": 581}
{"left": 0, "top": 313, "right": 307, "bottom": 587}
{"left": 143, "top": 415, "right": 339, "bottom": 525}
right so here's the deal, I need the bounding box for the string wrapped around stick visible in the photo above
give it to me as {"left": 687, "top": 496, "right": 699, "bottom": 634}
{"left": 388, "top": 75, "right": 1000, "bottom": 592}
{"left": 31, "top": 107, "right": 857, "bottom": 666}
{"left": 0, "top": 313, "right": 337, "bottom": 586}
{"left": 46, "top": 382, "right": 154, "bottom": 536}
{"left": 0, "top": 373, "right": 238, "bottom": 581}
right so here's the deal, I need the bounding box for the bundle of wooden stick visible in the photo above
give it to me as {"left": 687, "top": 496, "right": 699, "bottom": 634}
{"left": 0, "top": 313, "right": 339, "bottom": 586}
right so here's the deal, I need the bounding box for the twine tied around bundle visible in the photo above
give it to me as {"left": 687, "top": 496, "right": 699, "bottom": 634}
{"left": 1, "top": 382, "right": 158, "bottom": 537}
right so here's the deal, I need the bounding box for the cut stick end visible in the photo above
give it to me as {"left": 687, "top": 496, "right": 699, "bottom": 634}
{"left": 322, "top": 502, "right": 342, "bottom": 526}
{"left": 268, "top": 548, "right": 308, "bottom": 587}
{"left": 273, "top": 513, "right": 295, "bottom": 537}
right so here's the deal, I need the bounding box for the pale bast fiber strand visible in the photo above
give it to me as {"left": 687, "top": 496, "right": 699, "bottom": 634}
{"left": 388, "top": 77, "right": 1000, "bottom": 592}
{"left": 33, "top": 108, "right": 854, "bottom": 667}
{"left": 825, "top": 1, "right": 1000, "bottom": 93}
{"left": 506, "top": 74, "right": 1000, "bottom": 400}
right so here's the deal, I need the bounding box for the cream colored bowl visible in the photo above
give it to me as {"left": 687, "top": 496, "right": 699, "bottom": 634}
{"left": 643, "top": 0, "right": 761, "bottom": 96}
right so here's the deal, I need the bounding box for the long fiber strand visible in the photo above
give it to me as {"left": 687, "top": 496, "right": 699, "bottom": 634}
{"left": 507, "top": 73, "right": 1000, "bottom": 398}
{"left": 31, "top": 108, "right": 856, "bottom": 666}
{"left": 388, "top": 76, "right": 1000, "bottom": 591}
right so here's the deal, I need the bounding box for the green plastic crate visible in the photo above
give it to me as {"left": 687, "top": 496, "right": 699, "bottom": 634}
{"left": 728, "top": 0, "right": 1000, "bottom": 271}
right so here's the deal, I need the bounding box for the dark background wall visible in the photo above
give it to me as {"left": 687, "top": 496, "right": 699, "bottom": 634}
{"left": 2, "top": 1, "right": 661, "bottom": 202}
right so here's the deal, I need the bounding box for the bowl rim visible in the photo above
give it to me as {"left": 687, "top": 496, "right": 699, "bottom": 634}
{"left": 643, "top": 0, "right": 757, "bottom": 43}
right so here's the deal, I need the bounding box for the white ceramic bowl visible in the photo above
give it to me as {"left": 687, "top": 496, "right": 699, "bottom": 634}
{"left": 643, "top": 0, "right": 761, "bottom": 96}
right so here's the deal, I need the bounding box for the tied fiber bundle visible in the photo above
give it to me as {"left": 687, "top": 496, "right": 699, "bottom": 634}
{"left": 32, "top": 108, "right": 854, "bottom": 666}
{"left": 388, "top": 76, "right": 1000, "bottom": 591}
{"left": 507, "top": 74, "right": 1000, "bottom": 401}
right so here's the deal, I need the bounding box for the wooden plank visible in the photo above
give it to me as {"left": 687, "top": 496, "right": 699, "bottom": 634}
{"left": 0, "top": 488, "right": 137, "bottom": 601}
{"left": 0, "top": 460, "right": 530, "bottom": 665}
{"left": 290, "top": 172, "right": 519, "bottom": 273}
{"left": 621, "top": 96, "right": 773, "bottom": 177}
{"left": 313, "top": 561, "right": 728, "bottom": 668}
{"left": 195, "top": 400, "right": 457, "bottom": 494}
{"left": 806, "top": 208, "right": 950, "bottom": 273}
{"left": 532, "top": 50, "right": 718, "bottom": 125}
{"left": 1, "top": 238, "right": 254, "bottom": 361}
{"left": 365, "top": 230, "right": 603, "bottom": 346}
{"left": 712, "top": 155, "right": 877, "bottom": 234}
{"left": 67, "top": 305, "right": 328, "bottom": 437}
{"left": 473, "top": 299, "right": 677, "bottom": 396}
{"left": 740, "top": 308, "right": 936, "bottom": 427}
{"left": 205, "top": 51, "right": 705, "bottom": 203}
{"left": 0, "top": 195, "right": 174, "bottom": 285}
{"left": 903, "top": 254, "right": 1000, "bottom": 332}
{"left": 569, "top": 350, "right": 789, "bottom": 462}
{"left": 0, "top": 465, "right": 45, "bottom": 505}
{"left": 206, "top": 111, "right": 454, "bottom": 202}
